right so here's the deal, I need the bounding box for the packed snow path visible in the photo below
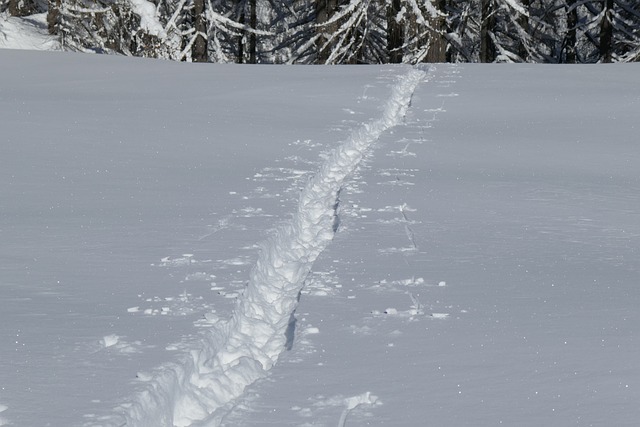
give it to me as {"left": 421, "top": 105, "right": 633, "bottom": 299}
{"left": 114, "top": 68, "right": 426, "bottom": 427}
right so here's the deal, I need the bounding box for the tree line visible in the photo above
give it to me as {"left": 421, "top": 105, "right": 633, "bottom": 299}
{"left": 2, "top": 0, "right": 639, "bottom": 63}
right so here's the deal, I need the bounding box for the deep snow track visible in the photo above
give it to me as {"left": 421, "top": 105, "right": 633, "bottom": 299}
{"left": 111, "top": 67, "right": 426, "bottom": 427}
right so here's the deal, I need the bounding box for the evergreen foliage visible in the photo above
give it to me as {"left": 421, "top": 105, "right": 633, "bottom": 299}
{"left": 21, "top": 0, "right": 640, "bottom": 63}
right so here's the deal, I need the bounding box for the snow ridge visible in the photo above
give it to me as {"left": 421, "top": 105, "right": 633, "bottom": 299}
{"left": 114, "top": 67, "right": 426, "bottom": 427}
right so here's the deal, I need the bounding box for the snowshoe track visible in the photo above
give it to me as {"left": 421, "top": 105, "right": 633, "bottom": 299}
{"left": 110, "top": 67, "right": 426, "bottom": 427}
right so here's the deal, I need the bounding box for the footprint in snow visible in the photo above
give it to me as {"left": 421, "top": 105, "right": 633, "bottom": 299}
{"left": 378, "top": 246, "right": 418, "bottom": 254}
{"left": 376, "top": 168, "right": 418, "bottom": 186}
{"left": 183, "top": 272, "right": 216, "bottom": 282}
{"left": 198, "top": 216, "right": 233, "bottom": 240}
{"left": 129, "top": 291, "right": 213, "bottom": 316}
{"left": 101, "top": 334, "right": 146, "bottom": 354}
{"left": 378, "top": 277, "right": 446, "bottom": 288}
{"left": 377, "top": 179, "right": 416, "bottom": 187}
{"left": 372, "top": 307, "right": 450, "bottom": 320}
{"left": 72, "top": 334, "right": 148, "bottom": 357}
{"left": 153, "top": 254, "right": 212, "bottom": 268}
{"left": 233, "top": 206, "right": 273, "bottom": 218}
{"left": 289, "top": 138, "right": 322, "bottom": 149}
{"left": 387, "top": 144, "right": 418, "bottom": 157}
{"left": 369, "top": 292, "right": 450, "bottom": 320}
{"left": 219, "top": 256, "right": 251, "bottom": 267}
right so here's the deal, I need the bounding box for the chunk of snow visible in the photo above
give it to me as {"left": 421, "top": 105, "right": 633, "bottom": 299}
{"left": 431, "top": 313, "right": 449, "bottom": 319}
{"left": 102, "top": 334, "right": 119, "bottom": 348}
{"left": 128, "top": 0, "right": 167, "bottom": 38}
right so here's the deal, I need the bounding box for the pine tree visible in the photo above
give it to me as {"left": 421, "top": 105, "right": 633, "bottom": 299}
{"left": 23, "top": 0, "right": 640, "bottom": 63}
{"left": 192, "top": 0, "right": 207, "bottom": 62}
{"left": 479, "top": 0, "right": 496, "bottom": 62}
{"left": 387, "top": 0, "right": 403, "bottom": 63}
{"left": 7, "top": 0, "right": 40, "bottom": 16}
{"left": 609, "top": 0, "right": 640, "bottom": 62}
{"left": 425, "top": 0, "right": 448, "bottom": 62}
{"left": 599, "top": 0, "right": 614, "bottom": 62}
{"left": 393, "top": 0, "right": 450, "bottom": 63}
{"left": 47, "top": 0, "right": 61, "bottom": 34}
{"left": 562, "top": 0, "right": 579, "bottom": 62}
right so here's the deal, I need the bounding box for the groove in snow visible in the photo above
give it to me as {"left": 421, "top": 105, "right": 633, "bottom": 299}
{"left": 110, "top": 67, "right": 426, "bottom": 427}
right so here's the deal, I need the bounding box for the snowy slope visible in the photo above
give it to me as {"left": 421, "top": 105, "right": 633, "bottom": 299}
{"left": 0, "top": 13, "right": 60, "bottom": 51}
{"left": 1, "top": 51, "right": 639, "bottom": 427}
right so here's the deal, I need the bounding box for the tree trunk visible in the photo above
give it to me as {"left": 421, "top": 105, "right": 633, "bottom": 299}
{"left": 47, "top": 0, "right": 61, "bottom": 35}
{"left": 480, "top": 0, "right": 496, "bottom": 62}
{"left": 387, "top": 0, "right": 403, "bottom": 63}
{"left": 238, "top": 9, "right": 245, "bottom": 63}
{"left": 517, "top": 0, "right": 530, "bottom": 61}
{"left": 599, "top": 0, "right": 614, "bottom": 63}
{"left": 316, "top": 0, "right": 338, "bottom": 63}
{"left": 564, "top": 0, "right": 578, "bottom": 63}
{"left": 249, "top": 0, "right": 257, "bottom": 64}
{"left": 425, "top": 0, "right": 448, "bottom": 62}
{"left": 192, "top": 0, "right": 208, "bottom": 62}
{"left": 8, "top": 0, "right": 36, "bottom": 16}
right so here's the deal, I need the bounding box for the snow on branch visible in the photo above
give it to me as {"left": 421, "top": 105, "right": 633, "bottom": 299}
{"left": 128, "top": 0, "right": 166, "bottom": 38}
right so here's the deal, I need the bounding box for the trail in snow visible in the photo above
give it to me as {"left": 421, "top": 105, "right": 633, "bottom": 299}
{"left": 109, "top": 67, "right": 426, "bottom": 427}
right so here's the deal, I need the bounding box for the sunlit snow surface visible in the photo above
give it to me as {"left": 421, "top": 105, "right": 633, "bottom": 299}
{"left": 0, "top": 13, "right": 60, "bottom": 51}
{"left": 1, "top": 51, "right": 639, "bottom": 426}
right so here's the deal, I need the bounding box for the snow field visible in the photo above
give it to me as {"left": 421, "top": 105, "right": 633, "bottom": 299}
{"left": 2, "top": 50, "right": 639, "bottom": 426}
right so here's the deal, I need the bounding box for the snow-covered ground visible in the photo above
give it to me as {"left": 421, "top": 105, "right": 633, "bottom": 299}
{"left": 0, "top": 13, "right": 60, "bottom": 51}
{"left": 1, "top": 49, "right": 639, "bottom": 427}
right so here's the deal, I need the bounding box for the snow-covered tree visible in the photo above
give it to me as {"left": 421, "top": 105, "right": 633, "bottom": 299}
{"left": 614, "top": 0, "right": 640, "bottom": 62}
{"left": 390, "top": 0, "right": 450, "bottom": 63}
{"left": 19, "top": 0, "right": 640, "bottom": 63}
{"left": 582, "top": 0, "right": 640, "bottom": 62}
{"left": 192, "top": 0, "right": 207, "bottom": 61}
{"left": 478, "top": 0, "right": 538, "bottom": 62}
{"left": 287, "top": 0, "right": 452, "bottom": 64}
{"left": 313, "top": 0, "right": 386, "bottom": 64}
{"left": 53, "top": 0, "right": 181, "bottom": 57}
{"left": 5, "top": 0, "right": 41, "bottom": 16}
{"left": 455, "top": 0, "right": 568, "bottom": 63}
{"left": 54, "top": 0, "right": 269, "bottom": 62}
{"left": 552, "top": 0, "right": 640, "bottom": 63}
